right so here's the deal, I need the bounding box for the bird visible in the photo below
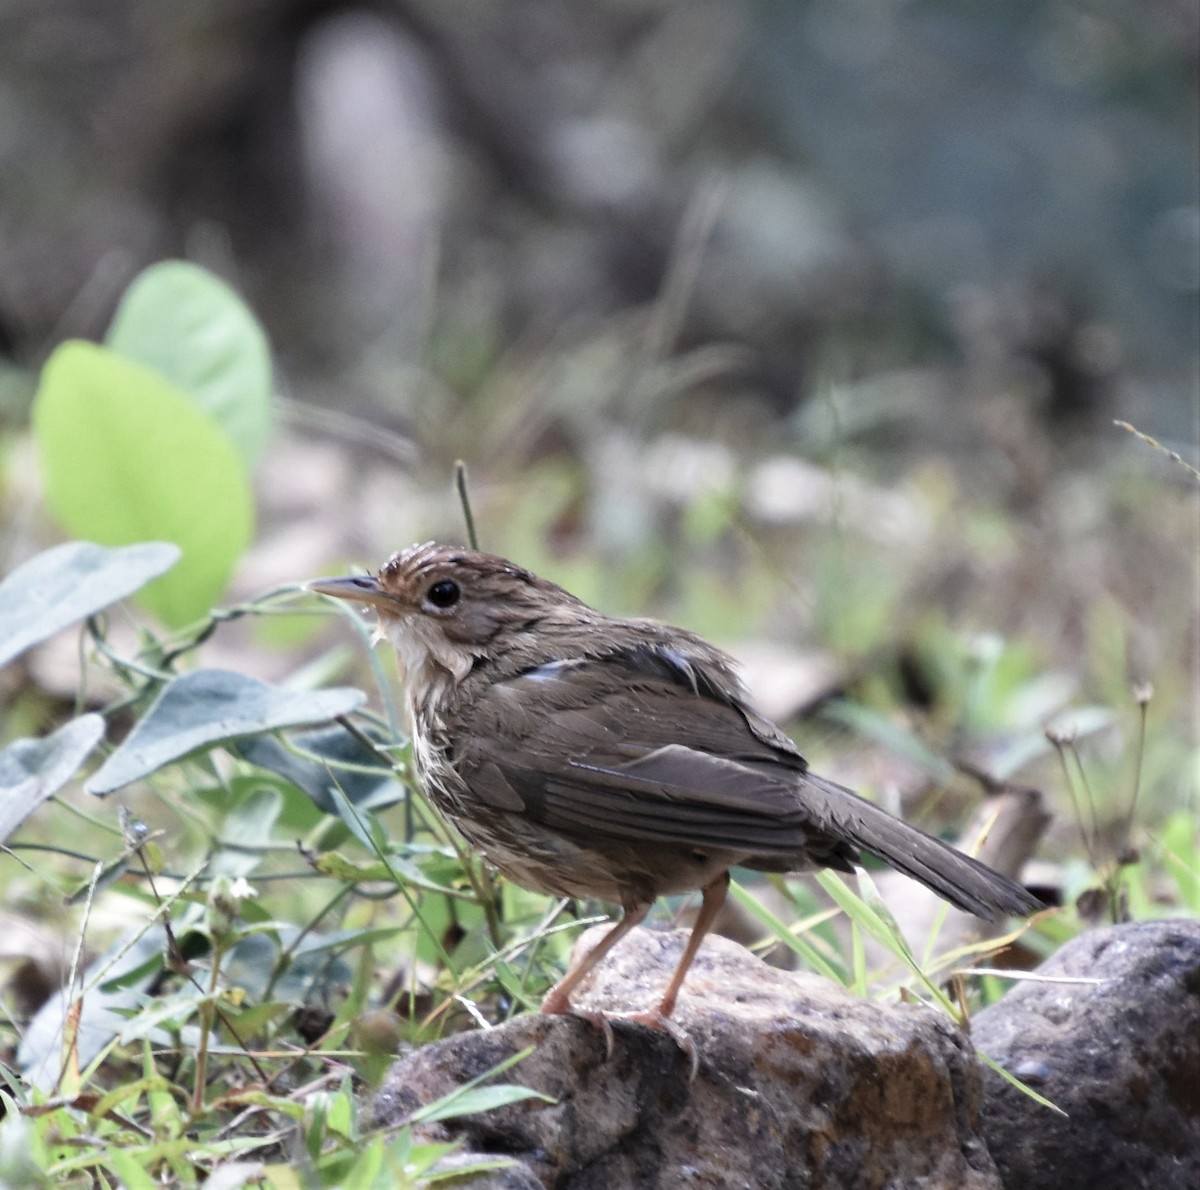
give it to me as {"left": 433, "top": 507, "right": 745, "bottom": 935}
{"left": 309, "top": 542, "right": 1040, "bottom": 1028}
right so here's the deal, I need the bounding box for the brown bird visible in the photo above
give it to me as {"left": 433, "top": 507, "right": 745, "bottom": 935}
{"left": 310, "top": 543, "right": 1039, "bottom": 1028}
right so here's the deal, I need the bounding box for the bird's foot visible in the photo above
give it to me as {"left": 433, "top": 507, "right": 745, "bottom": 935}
{"left": 539, "top": 994, "right": 697, "bottom": 1077}
{"left": 539, "top": 991, "right": 615, "bottom": 1059}
{"left": 620, "top": 1006, "right": 700, "bottom": 1082}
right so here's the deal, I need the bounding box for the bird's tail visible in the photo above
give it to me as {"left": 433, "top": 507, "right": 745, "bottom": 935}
{"left": 806, "top": 773, "right": 1042, "bottom": 921}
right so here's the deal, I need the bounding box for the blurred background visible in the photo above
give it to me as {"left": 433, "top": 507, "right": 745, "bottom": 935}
{"left": 1, "top": 0, "right": 1198, "bottom": 845}
{"left": 2, "top": 11, "right": 1199, "bottom": 1170}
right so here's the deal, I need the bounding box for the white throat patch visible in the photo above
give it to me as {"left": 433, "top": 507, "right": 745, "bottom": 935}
{"left": 380, "top": 614, "right": 477, "bottom": 684}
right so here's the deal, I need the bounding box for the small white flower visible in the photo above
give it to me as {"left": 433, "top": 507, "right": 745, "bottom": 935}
{"left": 229, "top": 876, "right": 258, "bottom": 901}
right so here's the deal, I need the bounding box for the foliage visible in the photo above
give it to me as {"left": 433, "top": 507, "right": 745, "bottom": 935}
{"left": 106, "top": 261, "right": 273, "bottom": 472}
{"left": 31, "top": 261, "right": 269, "bottom": 628}
{"left": 0, "top": 541, "right": 554, "bottom": 1186}
{"left": 1, "top": 260, "right": 1196, "bottom": 1185}
{"left": 1, "top": 516, "right": 1193, "bottom": 1181}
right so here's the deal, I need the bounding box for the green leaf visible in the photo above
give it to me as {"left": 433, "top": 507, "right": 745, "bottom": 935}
{"left": 0, "top": 715, "right": 105, "bottom": 843}
{"left": 0, "top": 540, "right": 180, "bottom": 669}
{"left": 977, "top": 1049, "right": 1067, "bottom": 1116}
{"left": 1158, "top": 810, "right": 1200, "bottom": 912}
{"left": 0, "top": 710, "right": 105, "bottom": 839}
{"left": 18, "top": 929, "right": 166, "bottom": 1091}
{"left": 225, "top": 930, "right": 354, "bottom": 1004}
{"left": 727, "top": 878, "right": 846, "bottom": 984}
{"left": 407, "top": 1048, "right": 553, "bottom": 1125}
{"left": 416, "top": 1082, "right": 552, "bottom": 1120}
{"left": 114, "top": 996, "right": 204, "bottom": 1045}
{"left": 106, "top": 261, "right": 273, "bottom": 470}
{"left": 98, "top": 1150, "right": 158, "bottom": 1190}
{"left": 815, "top": 870, "right": 958, "bottom": 1016}
{"left": 310, "top": 850, "right": 465, "bottom": 897}
{"left": 86, "top": 670, "right": 365, "bottom": 795}
{"left": 235, "top": 724, "right": 406, "bottom": 815}
{"left": 221, "top": 784, "right": 283, "bottom": 846}
{"left": 33, "top": 342, "right": 254, "bottom": 628}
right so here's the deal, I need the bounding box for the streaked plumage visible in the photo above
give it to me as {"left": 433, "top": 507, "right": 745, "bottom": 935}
{"left": 310, "top": 543, "right": 1040, "bottom": 1022}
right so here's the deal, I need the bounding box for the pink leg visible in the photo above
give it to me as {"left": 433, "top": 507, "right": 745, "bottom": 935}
{"left": 619, "top": 874, "right": 729, "bottom": 1081}
{"left": 652, "top": 872, "right": 730, "bottom": 1020}
{"left": 540, "top": 901, "right": 652, "bottom": 1016}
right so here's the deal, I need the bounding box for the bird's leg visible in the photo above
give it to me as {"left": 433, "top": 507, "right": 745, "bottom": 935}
{"left": 618, "top": 872, "right": 729, "bottom": 1082}
{"left": 638, "top": 871, "right": 730, "bottom": 1022}
{"left": 539, "top": 875, "right": 727, "bottom": 1079}
{"left": 539, "top": 901, "right": 652, "bottom": 1016}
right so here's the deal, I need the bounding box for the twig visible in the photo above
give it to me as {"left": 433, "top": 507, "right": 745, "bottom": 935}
{"left": 1113, "top": 420, "right": 1200, "bottom": 482}
{"left": 1121, "top": 683, "right": 1153, "bottom": 852}
{"left": 455, "top": 460, "right": 480, "bottom": 550}
{"left": 642, "top": 173, "right": 727, "bottom": 365}
{"left": 279, "top": 395, "right": 419, "bottom": 467}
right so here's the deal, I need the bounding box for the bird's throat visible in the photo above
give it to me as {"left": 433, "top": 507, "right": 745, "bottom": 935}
{"left": 381, "top": 614, "right": 477, "bottom": 695}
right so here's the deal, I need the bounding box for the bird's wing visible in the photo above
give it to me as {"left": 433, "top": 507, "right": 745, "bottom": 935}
{"left": 454, "top": 646, "right": 1042, "bottom": 920}
{"left": 454, "top": 648, "right": 851, "bottom": 862}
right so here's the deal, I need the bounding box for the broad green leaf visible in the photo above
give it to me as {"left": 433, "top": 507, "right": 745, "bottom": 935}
{"left": 225, "top": 930, "right": 354, "bottom": 1003}
{"left": 222, "top": 784, "right": 283, "bottom": 845}
{"left": 106, "top": 261, "right": 272, "bottom": 469}
{"left": 235, "top": 724, "right": 406, "bottom": 814}
{"left": 0, "top": 715, "right": 104, "bottom": 842}
{"left": 19, "top": 929, "right": 166, "bottom": 1091}
{"left": 0, "top": 540, "right": 180, "bottom": 669}
{"left": 87, "top": 669, "right": 365, "bottom": 794}
{"left": 33, "top": 341, "right": 254, "bottom": 628}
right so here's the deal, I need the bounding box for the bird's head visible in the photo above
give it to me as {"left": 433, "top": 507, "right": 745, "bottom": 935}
{"left": 308, "top": 542, "right": 585, "bottom": 681}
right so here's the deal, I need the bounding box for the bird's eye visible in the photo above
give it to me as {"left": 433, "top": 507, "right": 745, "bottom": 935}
{"left": 426, "top": 579, "right": 461, "bottom": 609}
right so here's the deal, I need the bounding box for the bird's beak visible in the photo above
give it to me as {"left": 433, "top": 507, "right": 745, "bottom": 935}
{"left": 306, "top": 574, "right": 394, "bottom": 610}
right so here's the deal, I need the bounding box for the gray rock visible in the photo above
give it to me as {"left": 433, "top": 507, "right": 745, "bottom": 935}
{"left": 371, "top": 925, "right": 1002, "bottom": 1189}
{"left": 973, "top": 918, "right": 1200, "bottom": 1190}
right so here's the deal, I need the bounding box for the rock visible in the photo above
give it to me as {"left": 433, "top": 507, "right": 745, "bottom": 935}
{"left": 371, "top": 925, "right": 1002, "bottom": 1189}
{"left": 973, "top": 918, "right": 1200, "bottom": 1190}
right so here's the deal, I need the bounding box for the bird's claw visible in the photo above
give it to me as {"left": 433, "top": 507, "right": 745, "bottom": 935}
{"left": 540, "top": 994, "right": 615, "bottom": 1059}
{"left": 570, "top": 1009, "right": 617, "bottom": 1059}
{"left": 540, "top": 997, "right": 697, "bottom": 1078}
{"left": 622, "top": 1006, "right": 700, "bottom": 1082}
